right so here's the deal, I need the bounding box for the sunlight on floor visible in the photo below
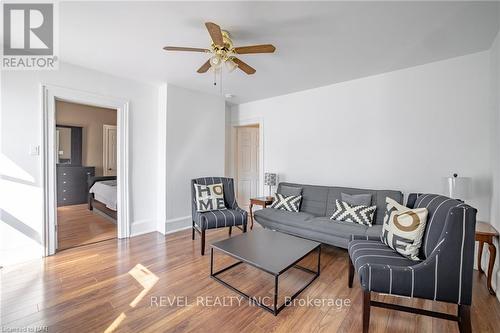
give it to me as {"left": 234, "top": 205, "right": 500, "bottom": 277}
{"left": 104, "top": 312, "right": 126, "bottom": 333}
{"left": 104, "top": 263, "right": 159, "bottom": 332}
{"left": 128, "top": 263, "right": 159, "bottom": 307}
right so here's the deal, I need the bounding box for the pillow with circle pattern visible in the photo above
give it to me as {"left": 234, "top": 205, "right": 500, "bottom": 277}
{"left": 381, "top": 197, "right": 429, "bottom": 260}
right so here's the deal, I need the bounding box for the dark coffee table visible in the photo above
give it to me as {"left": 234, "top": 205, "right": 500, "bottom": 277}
{"left": 210, "top": 229, "right": 321, "bottom": 315}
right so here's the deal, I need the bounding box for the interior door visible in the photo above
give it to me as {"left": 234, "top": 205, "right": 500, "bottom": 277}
{"left": 236, "top": 126, "right": 259, "bottom": 210}
{"left": 103, "top": 125, "right": 117, "bottom": 176}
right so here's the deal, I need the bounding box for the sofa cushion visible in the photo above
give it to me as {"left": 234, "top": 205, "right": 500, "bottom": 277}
{"left": 348, "top": 240, "right": 420, "bottom": 294}
{"left": 279, "top": 185, "right": 303, "bottom": 197}
{"left": 255, "top": 209, "right": 367, "bottom": 239}
{"left": 277, "top": 182, "right": 403, "bottom": 224}
{"left": 341, "top": 192, "right": 372, "bottom": 206}
{"left": 326, "top": 187, "right": 403, "bottom": 225}
{"left": 308, "top": 217, "right": 368, "bottom": 239}
{"left": 277, "top": 183, "right": 329, "bottom": 216}
{"left": 365, "top": 224, "right": 383, "bottom": 239}
{"left": 196, "top": 209, "right": 246, "bottom": 229}
{"left": 254, "top": 208, "right": 314, "bottom": 225}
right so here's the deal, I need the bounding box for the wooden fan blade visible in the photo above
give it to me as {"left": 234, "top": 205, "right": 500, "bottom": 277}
{"left": 197, "top": 60, "right": 211, "bottom": 73}
{"left": 205, "top": 22, "right": 224, "bottom": 47}
{"left": 233, "top": 58, "right": 256, "bottom": 75}
{"left": 234, "top": 44, "right": 276, "bottom": 54}
{"left": 163, "top": 46, "right": 209, "bottom": 53}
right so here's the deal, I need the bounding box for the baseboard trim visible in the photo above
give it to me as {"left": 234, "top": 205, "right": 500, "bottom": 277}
{"left": 165, "top": 225, "right": 191, "bottom": 235}
{"left": 166, "top": 215, "right": 191, "bottom": 224}
{"left": 165, "top": 215, "right": 191, "bottom": 234}
{"left": 130, "top": 219, "right": 155, "bottom": 237}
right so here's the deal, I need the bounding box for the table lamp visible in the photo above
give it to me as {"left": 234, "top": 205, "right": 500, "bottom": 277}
{"left": 264, "top": 172, "right": 277, "bottom": 199}
{"left": 443, "top": 173, "right": 471, "bottom": 201}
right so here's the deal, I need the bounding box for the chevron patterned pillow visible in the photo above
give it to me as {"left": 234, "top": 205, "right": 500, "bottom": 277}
{"left": 270, "top": 193, "right": 302, "bottom": 212}
{"left": 330, "top": 200, "right": 377, "bottom": 226}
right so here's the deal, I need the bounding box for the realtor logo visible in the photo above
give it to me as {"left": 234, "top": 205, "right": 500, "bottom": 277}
{"left": 2, "top": 2, "right": 58, "bottom": 70}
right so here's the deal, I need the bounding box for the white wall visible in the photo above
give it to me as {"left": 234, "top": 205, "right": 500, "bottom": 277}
{"left": 490, "top": 32, "right": 500, "bottom": 246}
{"left": 1, "top": 62, "right": 159, "bottom": 266}
{"left": 489, "top": 31, "right": 500, "bottom": 300}
{"left": 231, "top": 51, "right": 492, "bottom": 221}
{"left": 164, "top": 84, "right": 225, "bottom": 232}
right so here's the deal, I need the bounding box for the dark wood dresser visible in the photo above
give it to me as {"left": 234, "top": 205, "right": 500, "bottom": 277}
{"left": 57, "top": 165, "right": 95, "bottom": 206}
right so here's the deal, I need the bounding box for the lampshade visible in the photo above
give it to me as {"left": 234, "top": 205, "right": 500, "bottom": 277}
{"left": 264, "top": 173, "right": 277, "bottom": 186}
{"left": 443, "top": 174, "right": 471, "bottom": 200}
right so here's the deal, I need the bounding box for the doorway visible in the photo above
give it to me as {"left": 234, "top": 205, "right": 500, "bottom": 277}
{"left": 235, "top": 124, "right": 260, "bottom": 210}
{"left": 55, "top": 101, "right": 118, "bottom": 251}
{"left": 42, "top": 85, "right": 130, "bottom": 256}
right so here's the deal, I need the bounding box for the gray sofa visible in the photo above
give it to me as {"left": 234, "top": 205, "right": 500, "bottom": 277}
{"left": 253, "top": 182, "right": 403, "bottom": 248}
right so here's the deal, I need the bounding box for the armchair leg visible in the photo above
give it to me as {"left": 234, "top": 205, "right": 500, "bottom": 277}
{"left": 192, "top": 220, "right": 195, "bottom": 240}
{"left": 201, "top": 229, "right": 206, "bottom": 256}
{"left": 243, "top": 223, "right": 247, "bottom": 233}
{"left": 348, "top": 257, "right": 354, "bottom": 288}
{"left": 229, "top": 226, "right": 232, "bottom": 236}
{"left": 363, "top": 291, "right": 371, "bottom": 333}
{"left": 458, "top": 305, "right": 471, "bottom": 333}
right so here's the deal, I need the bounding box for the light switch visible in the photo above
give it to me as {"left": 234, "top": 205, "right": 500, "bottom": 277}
{"left": 29, "top": 145, "right": 40, "bottom": 156}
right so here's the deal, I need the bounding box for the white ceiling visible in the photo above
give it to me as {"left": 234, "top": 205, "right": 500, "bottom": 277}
{"left": 60, "top": 1, "right": 500, "bottom": 104}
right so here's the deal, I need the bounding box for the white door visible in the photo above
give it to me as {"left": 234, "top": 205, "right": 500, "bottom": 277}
{"left": 236, "top": 126, "right": 259, "bottom": 210}
{"left": 103, "top": 125, "right": 117, "bottom": 176}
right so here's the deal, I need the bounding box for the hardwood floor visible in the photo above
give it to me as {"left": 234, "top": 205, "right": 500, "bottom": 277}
{"left": 57, "top": 204, "right": 116, "bottom": 250}
{"left": 2, "top": 227, "right": 500, "bottom": 332}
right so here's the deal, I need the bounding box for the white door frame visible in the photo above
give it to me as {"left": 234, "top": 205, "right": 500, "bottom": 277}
{"left": 103, "top": 124, "right": 118, "bottom": 176}
{"left": 41, "top": 84, "right": 130, "bottom": 256}
{"left": 230, "top": 117, "right": 265, "bottom": 197}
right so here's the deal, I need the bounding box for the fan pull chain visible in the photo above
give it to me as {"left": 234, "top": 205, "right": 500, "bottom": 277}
{"left": 211, "top": 67, "right": 223, "bottom": 95}
{"left": 220, "top": 68, "right": 223, "bottom": 95}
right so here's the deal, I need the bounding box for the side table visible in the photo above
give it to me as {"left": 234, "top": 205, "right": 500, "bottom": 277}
{"left": 476, "top": 221, "right": 498, "bottom": 295}
{"left": 249, "top": 197, "right": 274, "bottom": 230}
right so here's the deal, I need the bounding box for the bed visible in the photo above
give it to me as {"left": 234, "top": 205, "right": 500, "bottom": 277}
{"left": 88, "top": 176, "right": 117, "bottom": 220}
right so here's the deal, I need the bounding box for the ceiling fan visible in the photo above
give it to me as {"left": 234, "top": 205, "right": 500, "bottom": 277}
{"left": 163, "top": 22, "right": 276, "bottom": 75}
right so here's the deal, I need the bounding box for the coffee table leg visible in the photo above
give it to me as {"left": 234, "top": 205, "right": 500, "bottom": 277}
{"left": 249, "top": 203, "right": 254, "bottom": 230}
{"left": 210, "top": 248, "right": 214, "bottom": 276}
{"left": 274, "top": 275, "right": 279, "bottom": 316}
{"left": 317, "top": 245, "right": 321, "bottom": 275}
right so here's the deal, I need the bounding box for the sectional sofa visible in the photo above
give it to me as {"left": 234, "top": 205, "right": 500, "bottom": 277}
{"left": 253, "top": 182, "right": 403, "bottom": 248}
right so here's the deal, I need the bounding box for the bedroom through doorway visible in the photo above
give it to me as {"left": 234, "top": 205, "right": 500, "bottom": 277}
{"left": 55, "top": 101, "right": 118, "bottom": 251}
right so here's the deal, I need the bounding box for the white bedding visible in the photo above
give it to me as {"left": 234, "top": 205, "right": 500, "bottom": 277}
{"left": 89, "top": 180, "right": 117, "bottom": 211}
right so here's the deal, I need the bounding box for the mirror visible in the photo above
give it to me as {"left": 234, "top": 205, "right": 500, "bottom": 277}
{"left": 56, "top": 127, "right": 72, "bottom": 164}
{"left": 56, "top": 125, "right": 82, "bottom": 165}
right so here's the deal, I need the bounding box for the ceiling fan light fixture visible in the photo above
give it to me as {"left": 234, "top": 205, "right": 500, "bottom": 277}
{"left": 163, "top": 22, "right": 275, "bottom": 77}
{"left": 209, "top": 55, "right": 222, "bottom": 69}
{"left": 225, "top": 59, "right": 238, "bottom": 72}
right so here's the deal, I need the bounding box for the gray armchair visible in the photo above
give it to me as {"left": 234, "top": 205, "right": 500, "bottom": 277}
{"left": 348, "top": 193, "right": 476, "bottom": 333}
{"left": 191, "top": 177, "right": 247, "bottom": 255}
